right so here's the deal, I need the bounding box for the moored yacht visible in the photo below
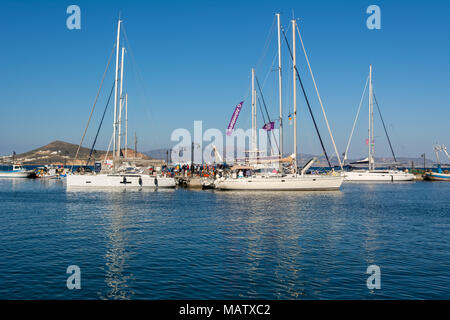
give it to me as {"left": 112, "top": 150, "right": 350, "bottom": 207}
{"left": 67, "top": 172, "right": 175, "bottom": 187}
{"left": 66, "top": 18, "right": 175, "bottom": 188}
{"left": 343, "top": 65, "right": 415, "bottom": 182}
{"left": 215, "top": 172, "right": 343, "bottom": 191}
{"left": 214, "top": 15, "right": 344, "bottom": 191}
{"left": 345, "top": 169, "right": 415, "bottom": 181}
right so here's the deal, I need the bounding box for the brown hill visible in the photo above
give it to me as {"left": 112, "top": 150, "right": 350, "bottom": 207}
{"left": 14, "top": 140, "right": 151, "bottom": 165}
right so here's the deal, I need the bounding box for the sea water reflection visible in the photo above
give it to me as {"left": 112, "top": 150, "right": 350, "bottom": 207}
{"left": 1, "top": 180, "right": 449, "bottom": 299}
{"left": 65, "top": 187, "right": 175, "bottom": 299}
{"left": 101, "top": 191, "right": 134, "bottom": 299}
{"left": 209, "top": 190, "right": 344, "bottom": 299}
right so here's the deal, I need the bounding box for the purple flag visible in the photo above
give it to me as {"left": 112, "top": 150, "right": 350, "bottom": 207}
{"left": 262, "top": 121, "right": 275, "bottom": 131}
{"left": 226, "top": 101, "right": 244, "bottom": 136}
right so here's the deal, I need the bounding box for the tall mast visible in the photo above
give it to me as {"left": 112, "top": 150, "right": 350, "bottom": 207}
{"left": 113, "top": 19, "right": 122, "bottom": 169}
{"left": 292, "top": 19, "right": 298, "bottom": 174}
{"left": 125, "top": 93, "right": 128, "bottom": 160}
{"left": 117, "top": 46, "right": 125, "bottom": 160}
{"left": 276, "top": 13, "right": 283, "bottom": 166}
{"left": 368, "top": 64, "right": 374, "bottom": 170}
{"left": 251, "top": 68, "right": 257, "bottom": 153}
{"left": 134, "top": 132, "right": 137, "bottom": 158}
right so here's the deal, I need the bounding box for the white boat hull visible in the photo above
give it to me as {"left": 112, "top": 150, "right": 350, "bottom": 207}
{"left": 66, "top": 174, "right": 176, "bottom": 188}
{"left": 214, "top": 175, "right": 344, "bottom": 191}
{"left": 0, "top": 171, "right": 34, "bottom": 178}
{"left": 344, "top": 170, "right": 415, "bottom": 181}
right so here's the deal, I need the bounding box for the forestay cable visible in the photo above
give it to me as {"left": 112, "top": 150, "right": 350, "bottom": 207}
{"left": 281, "top": 28, "right": 332, "bottom": 168}
{"left": 373, "top": 91, "right": 397, "bottom": 162}
{"left": 296, "top": 23, "right": 343, "bottom": 169}
{"left": 71, "top": 45, "right": 115, "bottom": 170}
{"left": 344, "top": 76, "right": 369, "bottom": 162}
{"left": 85, "top": 81, "right": 116, "bottom": 167}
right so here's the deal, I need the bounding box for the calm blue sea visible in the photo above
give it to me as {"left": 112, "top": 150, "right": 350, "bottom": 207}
{"left": 0, "top": 178, "right": 449, "bottom": 299}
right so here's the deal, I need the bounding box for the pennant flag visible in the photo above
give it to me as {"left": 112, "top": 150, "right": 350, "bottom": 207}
{"left": 262, "top": 122, "right": 275, "bottom": 131}
{"left": 226, "top": 101, "right": 244, "bottom": 136}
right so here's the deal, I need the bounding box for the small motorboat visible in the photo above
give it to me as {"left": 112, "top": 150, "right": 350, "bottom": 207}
{"left": 35, "top": 165, "right": 70, "bottom": 179}
{"left": 425, "top": 145, "right": 450, "bottom": 181}
{"left": 0, "top": 164, "right": 35, "bottom": 178}
{"left": 424, "top": 165, "right": 450, "bottom": 181}
{"left": 201, "top": 177, "right": 215, "bottom": 189}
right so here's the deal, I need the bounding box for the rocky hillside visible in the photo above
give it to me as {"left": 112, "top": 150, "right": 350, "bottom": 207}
{"left": 7, "top": 140, "right": 152, "bottom": 165}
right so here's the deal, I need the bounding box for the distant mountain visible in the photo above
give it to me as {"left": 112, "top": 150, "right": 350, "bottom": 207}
{"left": 2, "top": 140, "right": 152, "bottom": 165}
{"left": 143, "top": 149, "right": 171, "bottom": 161}
{"left": 10, "top": 143, "right": 432, "bottom": 167}
{"left": 371, "top": 156, "right": 435, "bottom": 167}
{"left": 143, "top": 148, "right": 436, "bottom": 168}
{"left": 301, "top": 154, "right": 436, "bottom": 167}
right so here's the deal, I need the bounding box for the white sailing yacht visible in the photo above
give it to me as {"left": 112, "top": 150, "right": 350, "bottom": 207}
{"left": 67, "top": 19, "right": 175, "bottom": 188}
{"left": 344, "top": 65, "right": 415, "bottom": 182}
{"left": 215, "top": 15, "right": 344, "bottom": 191}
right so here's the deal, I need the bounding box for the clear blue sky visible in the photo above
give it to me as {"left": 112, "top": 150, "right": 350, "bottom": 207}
{"left": 1, "top": 0, "right": 449, "bottom": 159}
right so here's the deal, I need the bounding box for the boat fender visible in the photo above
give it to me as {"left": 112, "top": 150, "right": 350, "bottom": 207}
{"left": 123, "top": 176, "right": 127, "bottom": 184}
{"left": 154, "top": 177, "right": 158, "bottom": 187}
{"left": 139, "top": 177, "right": 143, "bottom": 186}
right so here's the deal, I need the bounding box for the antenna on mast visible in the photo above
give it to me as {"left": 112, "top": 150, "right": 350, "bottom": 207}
{"left": 292, "top": 18, "right": 298, "bottom": 174}
{"left": 134, "top": 132, "right": 138, "bottom": 158}
{"left": 276, "top": 13, "right": 283, "bottom": 171}
{"left": 113, "top": 18, "right": 122, "bottom": 170}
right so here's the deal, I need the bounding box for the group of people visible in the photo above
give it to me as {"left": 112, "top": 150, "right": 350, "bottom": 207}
{"left": 171, "top": 163, "right": 224, "bottom": 178}
{"left": 236, "top": 169, "right": 253, "bottom": 178}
